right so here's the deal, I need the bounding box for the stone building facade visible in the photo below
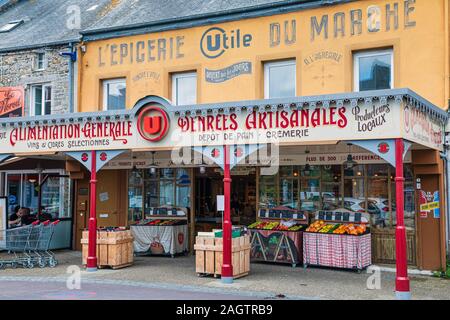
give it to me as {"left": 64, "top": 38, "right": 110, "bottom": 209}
{"left": 0, "top": 45, "right": 72, "bottom": 116}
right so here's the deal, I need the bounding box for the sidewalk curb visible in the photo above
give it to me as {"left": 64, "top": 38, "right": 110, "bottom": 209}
{"left": 0, "top": 275, "right": 320, "bottom": 300}
{"left": 371, "top": 265, "right": 434, "bottom": 276}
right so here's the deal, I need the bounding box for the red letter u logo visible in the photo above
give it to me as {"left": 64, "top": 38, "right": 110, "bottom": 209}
{"left": 144, "top": 116, "right": 162, "bottom": 135}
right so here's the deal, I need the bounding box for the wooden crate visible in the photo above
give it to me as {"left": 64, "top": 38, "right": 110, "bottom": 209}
{"left": 371, "top": 229, "right": 416, "bottom": 265}
{"left": 81, "top": 230, "right": 134, "bottom": 269}
{"left": 194, "top": 235, "right": 250, "bottom": 279}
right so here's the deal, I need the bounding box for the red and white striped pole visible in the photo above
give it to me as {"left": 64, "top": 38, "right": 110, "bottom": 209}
{"left": 86, "top": 150, "right": 98, "bottom": 271}
{"left": 395, "top": 138, "right": 410, "bottom": 299}
{"left": 221, "top": 145, "right": 233, "bottom": 283}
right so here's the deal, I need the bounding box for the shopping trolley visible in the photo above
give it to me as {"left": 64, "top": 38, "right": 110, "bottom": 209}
{"left": 0, "top": 220, "right": 59, "bottom": 269}
{"left": 32, "top": 220, "right": 60, "bottom": 268}
{"left": 0, "top": 221, "right": 41, "bottom": 269}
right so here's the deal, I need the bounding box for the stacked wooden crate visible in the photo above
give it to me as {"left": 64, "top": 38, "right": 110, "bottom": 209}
{"left": 194, "top": 234, "right": 251, "bottom": 279}
{"left": 81, "top": 229, "right": 134, "bottom": 269}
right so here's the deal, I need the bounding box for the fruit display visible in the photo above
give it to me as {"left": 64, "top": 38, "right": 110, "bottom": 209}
{"left": 247, "top": 220, "right": 305, "bottom": 232}
{"left": 305, "top": 220, "right": 325, "bottom": 232}
{"left": 306, "top": 221, "right": 368, "bottom": 236}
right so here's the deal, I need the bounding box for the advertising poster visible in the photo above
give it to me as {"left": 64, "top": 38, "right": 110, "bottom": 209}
{"left": 0, "top": 87, "right": 24, "bottom": 118}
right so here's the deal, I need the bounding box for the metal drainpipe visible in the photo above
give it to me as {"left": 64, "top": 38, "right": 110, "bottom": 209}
{"left": 68, "top": 42, "right": 75, "bottom": 113}
{"left": 444, "top": 143, "right": 450, "bottom": 255}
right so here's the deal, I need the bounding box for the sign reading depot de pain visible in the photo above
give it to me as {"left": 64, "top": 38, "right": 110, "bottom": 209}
{"left": 0, "top": 96, "right": 441, "bottom": 155}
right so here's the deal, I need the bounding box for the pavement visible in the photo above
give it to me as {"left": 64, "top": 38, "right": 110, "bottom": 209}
{"left": 0, "top": 250, "right": 448, "bottom": 300}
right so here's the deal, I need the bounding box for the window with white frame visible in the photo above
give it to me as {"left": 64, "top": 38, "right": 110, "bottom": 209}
{"left": 264, "top": 60, "right": 296, "bottom": 99}
{"left": 172, "top": 72, "right": 197, "bottom": 106}
{"left": 34, "top": 52, "right": 46, "bottom": 70}
{"left": 102, "top": 78, "right": 126, "bottom": 111}
{"left": 354, "top": 49, "right": 393, "bottom": 92}
{"left": 31, "top": 84, "right": 52, "bottom": 116}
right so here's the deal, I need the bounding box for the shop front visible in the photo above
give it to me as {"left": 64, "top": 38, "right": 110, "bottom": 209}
{"left": 0, "top": 89, "right": 446, "bottom": 276}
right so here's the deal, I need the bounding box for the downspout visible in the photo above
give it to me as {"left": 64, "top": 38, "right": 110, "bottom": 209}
{"left": 444, "top": 124, "right": 450, "bottom": 255}
{"left": 60, "top": 43, "right": 77, "bottom": 113}
{"left": 69, "top": 42, "right": 75, "bottom": 113}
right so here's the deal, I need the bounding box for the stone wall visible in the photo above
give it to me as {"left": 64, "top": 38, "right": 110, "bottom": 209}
{"left": 0, "top": 45, "right": 70, "bottom": 115}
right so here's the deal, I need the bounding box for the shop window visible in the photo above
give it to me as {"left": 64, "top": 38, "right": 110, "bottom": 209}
{"left": 6, "top": 174, "right": 21, "bottom": 214}
{"left": 102, "top": 78, "right": 126, "bottom": 111}
{"left": 264, "top": 60, "right": 296, "bottom": 99}
{"left": 321, "top": 165, "right": 342, "bottom": 210}
{"left": 279, "top": 167, "right": 299, "bottom": 209}
{"left": 366, "top": 164, "right": 388, "bottom": 228}
{"left": 354, "top": 49, "right": 393, "bottom": 91}
{"left": 128, "top": 170, "right": 144, "bottom": 222}
{"left": 5, "top": 173, "right": 70, "bottom": 220}
{"left": 300, "top": 179, "right": 320, "bottom": 212}
{"left": 31, "top": 84, "right": 52, "bottom": 116}
{"left": 259, "top": 174, "right": 277, "bottom": 209}
{"left": 172, "top": 72, "right": 197, "bottom": 106}
{"left": 176, "top": 169, "right": 191, "bottom": 208}
{"left": 40, "top": 176, "right": 72, "bottom": 219}
{"left": 300, "top": 165, "right": 320, "bottom": 177}
{"left": 343, "top": 177, "right": 365, "bottom": 213}
{"left": 127, "top": 168, "right": 191, "bottom": 223}
{"left": 22, "top": 174, "right": 39, "bottom": 215}
{"left": 144, "top": 175, "right": 159, "bottom": 213}
{"left": 390, "top": 164, "right": 415, "bottom": 230}
{"left": 344, "top": 164, "right": 365, "bottom": 178}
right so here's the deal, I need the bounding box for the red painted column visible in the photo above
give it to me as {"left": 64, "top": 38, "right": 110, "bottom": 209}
{"left": 394, "top": 138, "right": 410, "bottom": 299}
{"left": 86, "top": 150, "right": 98, "bottom": 271}
{"left": 221, "top": 145, "right": 233, "bottom": 283}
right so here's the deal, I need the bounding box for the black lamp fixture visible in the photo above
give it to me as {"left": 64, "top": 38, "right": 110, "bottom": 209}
{"left": 302, "top": 149, "right": 311, "bottom": 176}
{"left": 149, "top": 151, "right": 158, "bottom": 175}
{"left": 303, "top": 164, "right": 311, "bottom": 176}
{"left": 343, "top": 143, "right": 358, "bottom": 170}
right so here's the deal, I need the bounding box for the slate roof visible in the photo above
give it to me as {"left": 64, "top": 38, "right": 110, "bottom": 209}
{"left": 0, "top": 0, "right": 348, "bottom": 51}
{"left": 0, "top": 0, "right": 123, "bottom": 52}
{"left": 82, "top": 0, "right": 347, "bottom": 40}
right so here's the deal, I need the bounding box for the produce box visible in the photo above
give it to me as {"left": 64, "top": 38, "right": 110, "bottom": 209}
{"left": 194, "top": 234, "right": 250, "bottom": 279}
{"left": 81, "top": 229, "right": 134, "bottom": 269}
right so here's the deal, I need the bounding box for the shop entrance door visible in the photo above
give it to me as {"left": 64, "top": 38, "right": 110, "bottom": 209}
{"left": 194, "top": 167, "right": 256, "bottom": 233}
{"left": 416, "top": 174, "right": 442, "bottom": 270}
{"left": 74, "top": 179, "right": 89, "bottom": 251}
{"left": 74, "top": 170, "right": 126, "bottom": 250}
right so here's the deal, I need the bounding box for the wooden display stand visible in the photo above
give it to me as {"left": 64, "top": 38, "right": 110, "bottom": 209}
{"left": 194, "top": 235, "right": 251, "bottom": 279}
{"left": 81, "top": 230, "right": 134, "bottom": 269}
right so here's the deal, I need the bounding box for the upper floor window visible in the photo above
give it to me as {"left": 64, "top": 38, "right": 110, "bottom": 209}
{"left": 354, "top": 49, "right": 393, "bottom": 92}
{"left": 35, "top": 52, "right": 46, "bottom": 71}
{"left": 172, "top": 72, "right": 197, "bottom": 106}
{"left": 31, "top": 84, "right": 52, "bottom": 116}
{"left": 264, "top": 60, "right": 296, "bottom": 99}
{"left": 102, "top": 78, "right": 126, "bottom": 111}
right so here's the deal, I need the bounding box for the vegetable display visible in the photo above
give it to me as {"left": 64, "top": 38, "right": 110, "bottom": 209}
{"left": 248, "top": 221, "right": 305, "bottom": 232}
